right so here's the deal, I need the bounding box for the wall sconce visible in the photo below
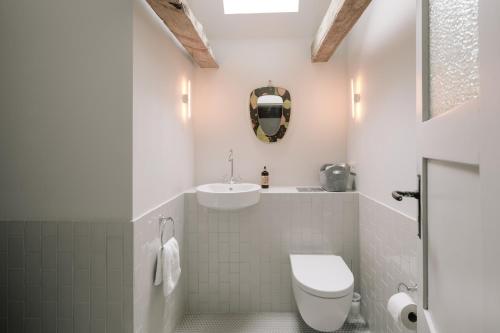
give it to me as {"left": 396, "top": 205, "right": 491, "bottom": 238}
{"left": 182, "top": 80, "right": 191, "bottom": 119}
{"left": 351, "top": 79, "right": 361, "bottom": 119}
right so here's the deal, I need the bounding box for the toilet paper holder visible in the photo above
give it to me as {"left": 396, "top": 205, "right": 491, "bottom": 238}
{"left": 397, "top": 282, "right": 418, "bottom": 293}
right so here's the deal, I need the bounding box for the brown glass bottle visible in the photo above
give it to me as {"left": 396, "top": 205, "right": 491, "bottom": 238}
{"left": 261, "top": 166, "right": 269, "bottom": 189}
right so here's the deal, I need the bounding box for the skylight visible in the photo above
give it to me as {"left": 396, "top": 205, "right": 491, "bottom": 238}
{"left": 223, "top": 0, "right": 299, "bottom": 15}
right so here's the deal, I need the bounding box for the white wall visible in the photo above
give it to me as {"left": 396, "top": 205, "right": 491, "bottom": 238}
{"left": 133, "top": 0, "right": 195, "bottom": 219}
{"left": 193, "top": 38, "right": 348, "bottom": 186}
{"left": 344, "top": 4, "right": 419, "bottom": 330}
{"left": 346, "top": 0, "right": 417, "bottom": 218}
{"left": 479, "top": 0, "right": 500, "bottom": 330}
{"left": 0, "top": 0, "right": 133, "bottom": 221}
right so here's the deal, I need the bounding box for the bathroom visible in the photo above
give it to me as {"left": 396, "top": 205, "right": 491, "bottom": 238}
{"left": 0, "top": 0, "right": 498, "bottom": 332}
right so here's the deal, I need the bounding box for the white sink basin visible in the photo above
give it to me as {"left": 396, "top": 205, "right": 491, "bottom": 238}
{"left": 196, "top": 183, "right": 261, "bottom": 210}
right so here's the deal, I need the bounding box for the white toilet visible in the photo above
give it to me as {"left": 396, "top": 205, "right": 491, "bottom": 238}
{"left": 290, "top": 254, "right": 354, "bottom": 332}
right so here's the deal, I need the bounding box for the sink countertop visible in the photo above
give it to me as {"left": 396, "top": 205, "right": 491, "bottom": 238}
{"left": 260, "top": 186, "right": 299, "bottom": 193}
{"left": 186, "top": 186, "right": 357, "bottom": 194}
{"left": 261, "top": 187, "right": 358, "bottom": 194}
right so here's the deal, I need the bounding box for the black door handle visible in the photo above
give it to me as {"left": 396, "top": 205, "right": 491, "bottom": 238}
{"left": 392, "top": 175, "right": 422, "bottom": 239}
{"left": 392, "top": 190, "right": 420, "bottom": 201}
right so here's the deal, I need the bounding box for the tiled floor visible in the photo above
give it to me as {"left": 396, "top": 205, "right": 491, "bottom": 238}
{"left": 175, "top": 313, "right": 370, "bottom": 333}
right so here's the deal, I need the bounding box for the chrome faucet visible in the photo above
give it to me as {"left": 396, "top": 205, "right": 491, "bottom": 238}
{"left": 228, "top": 149, "right": 235, "bottom": 184}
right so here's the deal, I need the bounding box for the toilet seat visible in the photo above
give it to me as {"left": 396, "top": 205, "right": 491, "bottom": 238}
{"left": 290, "top": 255, "right": 354, "bottom": 299}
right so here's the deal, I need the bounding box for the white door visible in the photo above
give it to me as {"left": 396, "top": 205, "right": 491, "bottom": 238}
{"left": 415, "top": 1, "right": 500, "bottom": 332}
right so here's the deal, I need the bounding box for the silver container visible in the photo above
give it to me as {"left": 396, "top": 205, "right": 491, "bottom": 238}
{"left": 320, "top": 163, "right": 351, "bottom": 192}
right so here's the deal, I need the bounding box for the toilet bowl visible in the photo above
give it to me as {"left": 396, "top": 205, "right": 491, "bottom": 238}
{"left": 290, "top": 254, "right": 354, "bottom": 332}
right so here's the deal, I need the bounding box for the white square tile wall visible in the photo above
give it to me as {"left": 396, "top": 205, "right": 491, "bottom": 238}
{"left": 0, "top": 192, "right": 416, "bottom": 333}
{"left": 358, "top": 194, "right": 418, "bottom": 333}
{"left": 184, "top": 192, "right": 359, "bottom": 314}
{"left": 133, "top": 194, "right": 186, "bottom": 333}
{"left": 0, "top": 220, "right": 133, "bottom": 333}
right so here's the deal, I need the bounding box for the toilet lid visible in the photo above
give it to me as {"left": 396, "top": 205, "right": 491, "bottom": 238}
{"left": 290, "top": 255, "right": 354, "bottom": 298}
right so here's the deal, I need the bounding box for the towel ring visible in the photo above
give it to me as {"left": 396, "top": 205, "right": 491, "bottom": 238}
{"left": 159, "top": 216, "right": 175, "bottom": 245}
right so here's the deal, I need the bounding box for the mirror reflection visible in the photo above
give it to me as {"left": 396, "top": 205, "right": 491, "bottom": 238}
{"left": 257, "top": 95, "right": 283, "bottom": 136}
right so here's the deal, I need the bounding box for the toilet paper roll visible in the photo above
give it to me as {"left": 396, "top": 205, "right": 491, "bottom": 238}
{"left": 387, "top": 292, "right": 417, "bottom": 330}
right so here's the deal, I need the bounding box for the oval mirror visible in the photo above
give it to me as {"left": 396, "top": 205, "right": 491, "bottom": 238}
{"left": 249, "top": 86, "right": 291, "bottom": 143}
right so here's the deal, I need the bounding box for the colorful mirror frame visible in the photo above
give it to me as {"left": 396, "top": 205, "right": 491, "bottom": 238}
{"left": 249, "top": 86, "right": 291, "bottom": 143}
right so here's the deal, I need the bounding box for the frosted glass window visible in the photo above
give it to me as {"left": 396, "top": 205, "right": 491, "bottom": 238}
{"left": 429, "top": 0, "right": 479, "bottom": 118}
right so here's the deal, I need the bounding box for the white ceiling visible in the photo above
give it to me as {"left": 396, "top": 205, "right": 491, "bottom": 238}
{"left": 187, "top": 0, "right": 331, "bottom": 40}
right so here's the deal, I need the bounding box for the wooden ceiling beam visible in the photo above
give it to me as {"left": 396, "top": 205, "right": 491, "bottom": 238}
{"left": 146, "top": 0, "right": 218, "bottom": 68}
{"left": 311, "top": 0, "right": 372, "bottom": 63}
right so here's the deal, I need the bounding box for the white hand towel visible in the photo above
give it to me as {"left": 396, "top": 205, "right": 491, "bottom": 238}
{"left": 153, "top": 244, "right": 163, "bottom": 286}
{"left": 162, "top": 237, "right": 181, "bottom": 297}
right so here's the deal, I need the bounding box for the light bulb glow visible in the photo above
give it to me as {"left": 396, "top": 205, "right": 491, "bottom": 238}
{"left": 351, "top": 79, "right": 356, "bottom": 119}
{"left": 351, "top": 78, "right": 361, "bottom": 120}
{"left": 187, "top": 80, "right": 191, "bottom": 119}
{"left": 181, "top": 79, "right": 191, "bottom": 122}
